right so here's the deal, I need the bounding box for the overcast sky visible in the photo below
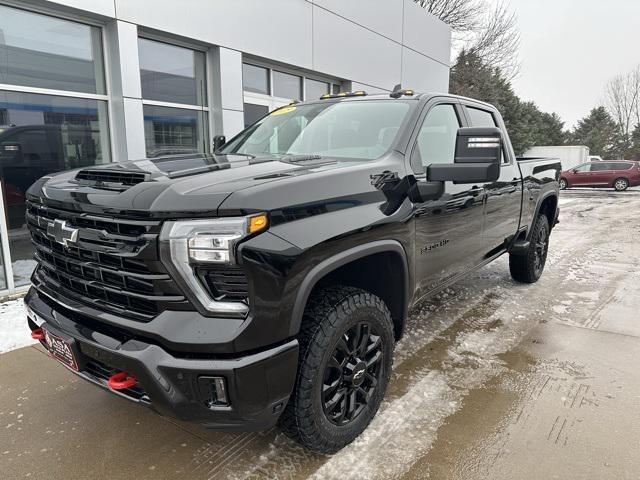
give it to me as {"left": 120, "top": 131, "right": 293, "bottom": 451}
{"left": 508, "top": 0, "right": 640, "bottom": 128}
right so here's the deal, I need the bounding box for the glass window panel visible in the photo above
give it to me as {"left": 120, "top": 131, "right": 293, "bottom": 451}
{"left": 0, "top": 90, "right": 110, "bottom": 286}
{"left": 139, "top": 38, "right": 206, "bottom": 106}
{"left": 273, "top": 71, "right": 302, "bottom": 101}
{"left": 305, "top": 79, "right": 330, "bottom": 100}
{"left": 242, "top": 64, "right": 269, "bottom": 95}
{"left": 0, "top": 5, "right": 105, "bottom": 94}
{"left": 466, "top": 107, "right": 497, "bottom": 127}
{"left": 143, "top": 105, "right": 209, "bottom": 158}
{"left": 332, "top": 84, "right": 341, "bottom": 95}
{"left": 415, "top": 104, "right": 461, "bottom": 169}
{"left": 244, "top": 103, "right": 269, "bottom": 128}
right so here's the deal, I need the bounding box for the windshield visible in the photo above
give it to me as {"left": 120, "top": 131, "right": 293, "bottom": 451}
{"left": 220, "top": 100, "right": 413, "bottom": 161}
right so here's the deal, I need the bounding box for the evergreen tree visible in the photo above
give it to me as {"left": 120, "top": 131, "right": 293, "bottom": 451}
{"left": 570, "top": 107, "right": 622, "bottom": 159}
{"left": 450, "top": 51, "right": 567, "bottom": 155}
{"left": 627, "top": 124, "right": 640, "bottom": 160}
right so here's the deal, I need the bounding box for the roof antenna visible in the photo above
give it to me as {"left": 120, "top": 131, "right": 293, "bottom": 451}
{"left": 390, "top": 84, "right": 403, "bottom": 98}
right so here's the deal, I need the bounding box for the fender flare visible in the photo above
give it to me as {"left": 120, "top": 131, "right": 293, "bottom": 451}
{"left": 528, "top": 190, "right": 559, "bottom": 240}
{"left": 288, "top": 240, "right": 410, "bottom": 337}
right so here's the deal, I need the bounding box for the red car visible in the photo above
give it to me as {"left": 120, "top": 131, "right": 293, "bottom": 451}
{"left": 560, "top": 160, "right": 640, "bottom": 191}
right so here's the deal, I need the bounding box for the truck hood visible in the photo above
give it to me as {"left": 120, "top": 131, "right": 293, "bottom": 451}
{"left": 26, "top": 153, "right": 368, "bottom": 218}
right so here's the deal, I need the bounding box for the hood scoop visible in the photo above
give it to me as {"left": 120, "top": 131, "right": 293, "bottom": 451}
{"left": 75, "top": 168, "right": 150, "bottom": 190}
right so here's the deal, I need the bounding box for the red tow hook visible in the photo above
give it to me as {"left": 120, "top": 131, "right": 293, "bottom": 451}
{"left": 31, "top": 328, "right": 45, "bottom": 341}
{"left": 108, "top": 371, "right": 137, "bottom": 390}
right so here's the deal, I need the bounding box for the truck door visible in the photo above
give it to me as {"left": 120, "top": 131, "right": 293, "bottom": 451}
{"left": 409, "top": 101, "right": 487, "bottom": 299}
{"left": 463, "top": 105, "right": 522, "bottom": 257}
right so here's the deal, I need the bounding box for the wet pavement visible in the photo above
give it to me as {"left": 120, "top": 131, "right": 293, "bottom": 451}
{"left": 2, "top": 189, "right": 640, "bottom": 480}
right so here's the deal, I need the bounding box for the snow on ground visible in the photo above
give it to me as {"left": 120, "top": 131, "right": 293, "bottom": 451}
{"left": 0, "top": 297, "right": 34, "bottom": 354}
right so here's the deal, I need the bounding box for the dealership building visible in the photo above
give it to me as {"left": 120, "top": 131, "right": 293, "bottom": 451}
{"left": 0, "top": 0, "right": 451, "bottom": 297}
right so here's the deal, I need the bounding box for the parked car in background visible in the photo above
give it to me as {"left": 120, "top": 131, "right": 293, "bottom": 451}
{"left": 560, "top": 161, "right": 640, "bottom": 191}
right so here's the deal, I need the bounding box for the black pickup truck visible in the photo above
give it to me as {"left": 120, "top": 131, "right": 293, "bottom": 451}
{"left": 24, "top": 90, "right": 560, "bottom": 453}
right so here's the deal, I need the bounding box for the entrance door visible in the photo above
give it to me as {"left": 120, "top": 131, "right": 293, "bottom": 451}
{"left": 410, "top": 101, "right": 487, "bottom": 300}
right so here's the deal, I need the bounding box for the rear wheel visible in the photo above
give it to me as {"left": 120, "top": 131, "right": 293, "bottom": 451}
{"left": 509, "top": 215, "right": 550, "bottom": 284}
{"left": 279, "top": 285, "right": 394, "bottom": 454}
{"left": 614, "top": 178, "right": 629, "bottom": 191}
{"left": 559, "top": 178, "right": 568, "bottom": 190}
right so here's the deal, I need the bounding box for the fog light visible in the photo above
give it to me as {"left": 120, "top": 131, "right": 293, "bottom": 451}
{"left": 198, "top": 376, "right": 229, "bottom": 407}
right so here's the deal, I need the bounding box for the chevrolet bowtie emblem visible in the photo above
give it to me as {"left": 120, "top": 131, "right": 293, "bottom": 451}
{"left": 46, "top": 219, "right": 79, "bottom": 247}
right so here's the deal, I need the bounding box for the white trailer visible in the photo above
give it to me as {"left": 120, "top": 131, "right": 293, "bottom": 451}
{"left": 524, "top": 146, "right": 590, "bottom": 171}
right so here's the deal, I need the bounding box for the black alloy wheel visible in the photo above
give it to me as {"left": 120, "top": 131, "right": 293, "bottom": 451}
{"left": 322, "top": 322, "right": 383, "bottom": 426}
{"left": 532, "top": 220, "right": 549, "bottom": 278}
{"left": 279, "top": 285, "right": 394, "bottom": 454}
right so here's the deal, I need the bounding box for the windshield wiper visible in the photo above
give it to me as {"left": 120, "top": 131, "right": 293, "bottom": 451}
{"left": 223, "top": 152, "right": 256, "bottom": 159}
{"left": 280, "top": 154, "right": 323, "bottom": 163}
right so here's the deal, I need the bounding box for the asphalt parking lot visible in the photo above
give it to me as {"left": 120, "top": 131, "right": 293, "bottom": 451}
{"left": 2, "top": 189, "right": 640, "bottom": 480}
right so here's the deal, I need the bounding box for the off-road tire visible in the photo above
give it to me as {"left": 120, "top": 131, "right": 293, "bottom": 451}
{"left": 614, "top": 178, "right": 629, "bottom": 191}
{"left": 279, "top": 285, "right": 394, "bottom": 454}
{"left": 509, "top": 215, "right": 550, "bottom": 284}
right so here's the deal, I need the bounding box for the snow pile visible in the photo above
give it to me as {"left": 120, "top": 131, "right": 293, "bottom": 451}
{"left": 0, "top": 297, "right": 34, "bottom": 354}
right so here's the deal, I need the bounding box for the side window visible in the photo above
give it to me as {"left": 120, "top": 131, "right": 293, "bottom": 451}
{"left": 466, "top": 106, "right": 508, "bottom": 164}
{"left": 466, "top": 107, "right": 497, "bottom": 128}
{"left": 614, "top": 162, "right": 632, "bottom": 170}
{"left": 574, "top": 164, "right": 590, "bottom": 173}
{"left": 412, "top": 104, "right": 460, "bottom": 172}
{"left": 590, "top": 162, "right": 610, "bottom": 171}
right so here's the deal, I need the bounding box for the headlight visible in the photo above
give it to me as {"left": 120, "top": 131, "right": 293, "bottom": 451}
{"left": 160, "top": 214, "right": 268, "bottom": 317}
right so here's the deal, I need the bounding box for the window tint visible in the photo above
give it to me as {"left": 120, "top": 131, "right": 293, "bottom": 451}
{"left": 0, "top": 5, "right": 105, "bottom": 94}
{"left": 139, "top": 38, "right": 206, "bottom": 105}
{"left": 613, "top": 162, "right": 632, "bottom": 170}
{"left": 273, "top": 71, "right": 302, "bottom": 100}
{"left": 305, "top": 79, "right": 330, "bottom": 100}
{"left": 242, "top": 64, "right": 269, "bottom": 95}
{"left": 467, "top": 107, "right": 497, "bottom": 127}
{"left": 589, "top": 162, "right": 607, "bottom": 171}
{"left": 574, "top": 164, "right": 590, "bottom": 172}
{"left": 143, "top": 105, "right": 209, "bottom": 158}
{"left": 413, "top": 104, "right": 460, "bottom": 171}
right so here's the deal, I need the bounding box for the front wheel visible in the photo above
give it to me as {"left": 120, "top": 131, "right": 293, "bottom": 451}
{"left": 279, "top": 286, "right": 394, "bottom": 454}
{"left": 614, "top": 178, "right": 629, "bottom": 191}
{"left": 509, "top": 215, "right": 550, "bottom": 284}
{"left": 559, "top": 178, "right": 568, "bottom": 190}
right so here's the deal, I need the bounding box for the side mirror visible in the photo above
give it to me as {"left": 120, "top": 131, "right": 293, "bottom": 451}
{"left": 2, "top": 142, "right": 21, "bottom": 154}
{"left": 428, "top": 127, "right": 502, "bottom": 184}
{"left": 212, "top": 135, "right": 226, "bottom": 152}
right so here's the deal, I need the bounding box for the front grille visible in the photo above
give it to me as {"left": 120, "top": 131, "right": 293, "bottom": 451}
{"left": 76, "top": 169, "right": 147, "bottom": 187}
{"left": 197, "top": 265, "right": 249, "bottom": 302}
{"left": 27, "top": 200, "right": 189, "bottom": 321}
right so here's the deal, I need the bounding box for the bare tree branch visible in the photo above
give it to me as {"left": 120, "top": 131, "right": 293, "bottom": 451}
{"left": 415, "top": 0, "right": 520, "bottom": 78}
{"left": 605, "top": 65, "right": 640, "bottom": 138}
{"left": 414, "top": 0, "right": 483, "bottom": 33}
{"left": 466, "top": 1, "right": 521, "bottom": 80}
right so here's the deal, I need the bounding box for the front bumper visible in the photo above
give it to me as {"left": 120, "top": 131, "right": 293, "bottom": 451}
{"left": 26, "top": 288, "right": 299, "bottom": 431}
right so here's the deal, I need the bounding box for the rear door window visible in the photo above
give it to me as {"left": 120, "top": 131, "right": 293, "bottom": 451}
{"left": 613, "top": 162, "right": 632, "bottom": 170}
{"left": 466, "top": 107, "right": 497, "bottom": 128}
{"left": 589, "top": 162, "right": 611, "bottom": 171}
{"left": 465, "top": 106, "right": 507, "bottom": 163}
